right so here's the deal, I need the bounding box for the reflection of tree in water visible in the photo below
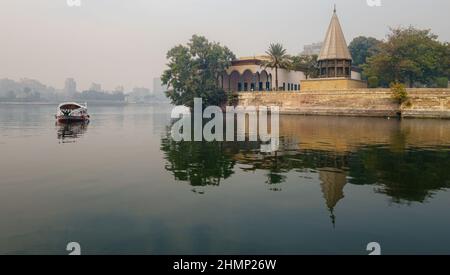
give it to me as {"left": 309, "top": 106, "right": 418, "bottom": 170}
{"left": 160, "top": 126, "right": 450, "bottom": 204}
{"left": 233, "top": 140, "right": 450, "bottom": 205}
{"left": 349, "top": 147, "right": 450, "bottom": 204}
{"left": 389, "top": 127, "right": 410, "bottom": 153}
{"left": 160, "top": 135, "right": 236, "bottom": 187}
{"left": 266, "top": 172, "right": 286, "bottom": 191}
{"left": 236, "top": 150, "right": 288, "bottom": 190}
{"left": 56, "top": 122, "right": 89, "bottom": 143}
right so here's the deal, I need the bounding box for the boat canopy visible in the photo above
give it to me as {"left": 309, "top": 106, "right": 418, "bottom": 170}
{"left": 58, "top": 102, "right": 86, "bottom": 110}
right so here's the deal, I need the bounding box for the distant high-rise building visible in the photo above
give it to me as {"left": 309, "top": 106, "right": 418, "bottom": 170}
{"left": 64, "top": 78, "right": 77, "bottom": 97}
{"left": 132, "top": 87, "right": 150, "bottom": 94}
{"left": 114, "top": 85, "right": 125, "bottom": 94}
{"left": 90, "top": 82, "right": 102, "bottom": 92}
{"left": 153, "top": 77, "right": 168, "bottom": 99}
{"left": 125, "top": 87, "right": 151, "bottom": 103}
{"left": 301, "top": 42, "right": 323, "bottom": 56}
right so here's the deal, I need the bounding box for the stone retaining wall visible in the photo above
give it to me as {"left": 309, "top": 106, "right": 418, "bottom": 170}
{"left": 237, "top": 89, "right": 450, "bottom": 118}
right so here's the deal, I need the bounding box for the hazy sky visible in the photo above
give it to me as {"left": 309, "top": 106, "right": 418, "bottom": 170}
{"left": 1, "top": 0, "right": 449, "bottom": 91}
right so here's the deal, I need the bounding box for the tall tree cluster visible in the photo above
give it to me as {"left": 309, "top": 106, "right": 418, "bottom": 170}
{"left": 350, "top": 27, "right": 449, "bottom": 88}
{"left": 162, "top": 35, "right": 235, "bottom": 108}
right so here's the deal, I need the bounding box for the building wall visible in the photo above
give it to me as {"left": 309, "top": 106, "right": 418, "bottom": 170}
{"left": 225, "top": 64, "right": 305, "bottom": 91}
{"left": 351, "top": 70, "right": 362, "bottom": 80}
{"left": 277, "top": 69, "right": 305, "bottom": 90}
{"left": 237, "top": 89, "right": 450, "bottom": 118}
{"left": 301, "top": 78, "right": 368, "bottom": 91}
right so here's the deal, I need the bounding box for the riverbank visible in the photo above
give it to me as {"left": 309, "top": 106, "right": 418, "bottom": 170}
{"left": 237, "top": 88, "right": 450, "bottom": 119}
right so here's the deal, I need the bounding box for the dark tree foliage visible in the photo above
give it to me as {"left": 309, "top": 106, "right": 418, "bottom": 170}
{"left": 161, "top": 35, "right": 236, "bottom": 108}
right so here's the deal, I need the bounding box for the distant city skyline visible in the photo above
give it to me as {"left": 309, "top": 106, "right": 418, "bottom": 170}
{"left": 1, "top": 0, "right": 449, "bottom": 91}
{"left": 301, "top": 42, "right": 323, "bottom": 56}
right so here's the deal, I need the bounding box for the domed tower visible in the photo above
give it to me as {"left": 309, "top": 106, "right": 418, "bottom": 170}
{"left": 317, "top": 7, "right": 353, "bottom": 78}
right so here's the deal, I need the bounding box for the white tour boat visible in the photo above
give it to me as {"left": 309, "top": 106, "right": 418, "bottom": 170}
{"left": 55, "top": 102, "right": 90, "bottom": 123}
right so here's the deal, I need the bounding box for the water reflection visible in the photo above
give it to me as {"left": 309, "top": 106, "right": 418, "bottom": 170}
{"left": 160, "top": 137, "right": 236, "bottom": 187}
{"left": 56, "top": 122, "right": 89, "bottom": 143}
{"left": 2, "top": 105, "right": 450, "bottom": 253}
{"left": 161, "top": 116, "right": 450, "bottom": 206}
{"left": 349, "top": 146, "right": 450, "bottom": 203}
{"left": 319, "top": 168, "right": 347, "bottom": 227}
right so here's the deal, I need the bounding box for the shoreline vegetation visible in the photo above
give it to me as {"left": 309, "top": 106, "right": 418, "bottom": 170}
{"left": 161, "top": 28, "right": 449, "bottom": 118}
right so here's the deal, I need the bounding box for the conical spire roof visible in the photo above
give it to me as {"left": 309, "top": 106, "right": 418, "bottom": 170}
{"left": 318, "top": 8, "right": 352, "bottom": 61}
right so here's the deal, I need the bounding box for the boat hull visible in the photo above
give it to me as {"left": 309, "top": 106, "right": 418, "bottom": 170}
{"left": 56, "top": 115, "right": 89, "bottom": 123}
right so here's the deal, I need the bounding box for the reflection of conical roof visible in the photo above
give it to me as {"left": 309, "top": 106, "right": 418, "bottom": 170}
{"left": 319, "top": 168, "right": 347, "bottom": 228}
{"left": 318, "top": 9, "right": 352, "bottom": 61}
{"left": 319, "top": 168, "right": 347, "bottom": 210}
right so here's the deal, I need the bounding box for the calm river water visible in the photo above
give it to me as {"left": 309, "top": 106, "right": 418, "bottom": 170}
{"left": 0, "top": 103, "right": 449, "bottom": 255}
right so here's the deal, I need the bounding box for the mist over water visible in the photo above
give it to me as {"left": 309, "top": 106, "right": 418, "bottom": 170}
{"left": 0, "top": 104, "right": 449, "bottom": 254}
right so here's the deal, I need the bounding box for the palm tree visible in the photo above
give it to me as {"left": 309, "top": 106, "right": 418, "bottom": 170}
{"left": 261, "top": 43, "right": 291, "bottom": 91}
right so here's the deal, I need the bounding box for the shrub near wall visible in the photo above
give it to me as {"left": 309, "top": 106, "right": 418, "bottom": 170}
{"left": 436, "top": 77, "right": 449, "bottom": 88}
{"left": 390, "top": 83, "right": 408, "bottom": 104}
{"left": 368, "top": 76, "right": 379, "bottom": 88}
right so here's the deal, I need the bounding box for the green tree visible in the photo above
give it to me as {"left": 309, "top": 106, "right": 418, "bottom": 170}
{"left": 290, "top": 54, "right": 319, "bottom": 79}
{"left": 364, "top": 27, "right": 449, "bottom": 87}
{"left": 348, "top": 36, "right": 381, "bottom": 66}
{"left": 261, "top": 43, "right": 291, "bottom": 91}
{"left": 433, "top": 41, "right": 450, "bottom": 82}
{"left": 161, "top": 35, "right": 236, "bottom": 108}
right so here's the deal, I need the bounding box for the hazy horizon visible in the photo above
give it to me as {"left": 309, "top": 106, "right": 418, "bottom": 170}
{"left": 1, "top": 0, "right": 449, "bottom": 91}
